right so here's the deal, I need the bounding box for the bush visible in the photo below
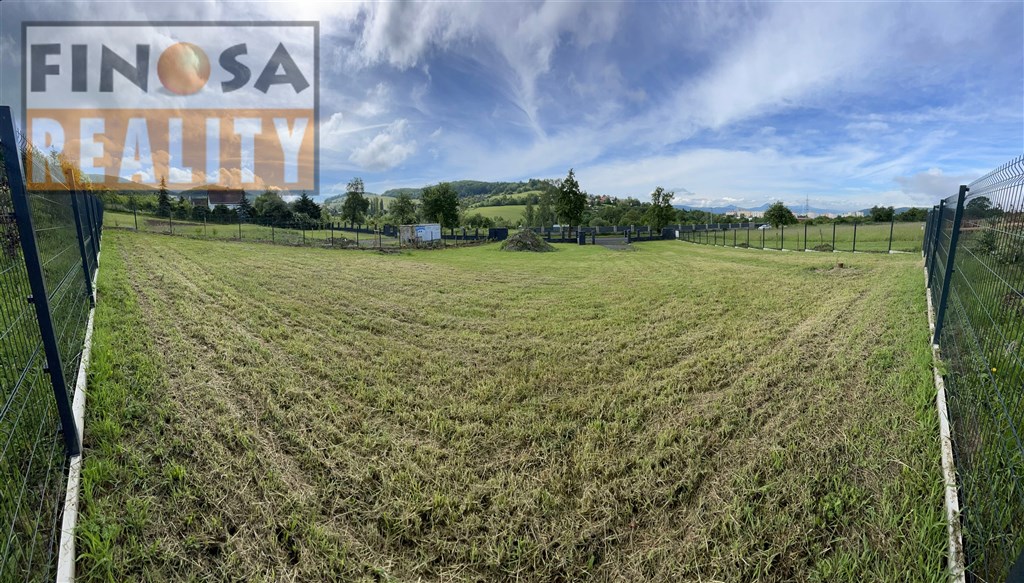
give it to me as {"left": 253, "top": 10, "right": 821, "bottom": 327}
{"left": 500, "top": 230, "right": 556, "bottom": 252}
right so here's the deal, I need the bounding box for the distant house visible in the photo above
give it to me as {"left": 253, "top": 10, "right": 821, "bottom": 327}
{"left": 206, "top": 189, "right": 247, "bottom": 209}
{"left": 189, "top": 197, "right": 209, "bottom": 209}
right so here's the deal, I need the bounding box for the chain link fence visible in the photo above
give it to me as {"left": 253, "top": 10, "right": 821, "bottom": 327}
{"left": 0, "top": 105, "right": 102, "bottom": 581}
{"left": 924, "top": 155, "right": 1024, "bottom": 582}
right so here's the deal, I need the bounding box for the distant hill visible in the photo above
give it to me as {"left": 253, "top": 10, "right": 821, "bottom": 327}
{"left": 381, "top": 179, "right": 550, "bottom": 200}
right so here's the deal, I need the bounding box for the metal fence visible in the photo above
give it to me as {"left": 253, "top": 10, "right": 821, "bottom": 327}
{"left": 103, "top": 208, "right": 509, "bottom": 249}
{"left": 679, "top": 219, "right": 926, "bottom": 253}
{"left": 923, "top": 155, "right": 1024, "bottom": 582}
{"left": 0, "top": 105, "right": 102, "bottom": 580}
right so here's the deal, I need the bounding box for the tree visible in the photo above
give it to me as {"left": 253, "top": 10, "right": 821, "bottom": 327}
{"left": 895, "top": 207, "right": 927, "bottom": 222}
{"left": 869, "top": 205, "right": 895, "bottom": 222}
{"left": 646, "top": 186, "right": 676, "bottom": 231}
{"left": 389, "top": 192, "right": 418, "bottom": 225}
{"left": 173, "top": 196, "right": 191, "bottom": 220}
{"left": 254, "top": 190, "right": 291, "bottom": 223}
{"left": 156, "top": 177, "right": 172, "bottom": 217}
{"left": 421, "top": 182, "right": 460, "bottom": 228}
{"left": 464, "top": 213, "right": 494, "bottom": 228}
{"left": 965, "top": 196, "right": 1002, "bottom": 220}
{"left": 236, "top": 194, "right": 254, "bottom": 222}
{"left": 555, "top": 169, "right": 586, "bottom": 228}
{"left": 764, "top": 201, "right": 798, "bottom": 228}
{"left": 523, "top": 200, "right": 536, "bottom": 227}
{"left": 292, "top": 191, "right": 321, "bottom": 219}
{"left": 341, "top": 178, "right": 370, "bottom": 224}
{"left": 537, "top": 185, "right": 555, "bottom": 227}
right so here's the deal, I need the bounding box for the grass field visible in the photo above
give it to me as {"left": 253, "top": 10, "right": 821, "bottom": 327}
{"left": 103, "top": 211, "right": 400, "bottom": 247}
{"left": 468, "top": 205, "right": 527, "bottom": 223}
{"left": 77, "top": 231, "right": 945, "bottom": 581}
{"left": 687, "top": 222, "right": 926, "bottom": 253}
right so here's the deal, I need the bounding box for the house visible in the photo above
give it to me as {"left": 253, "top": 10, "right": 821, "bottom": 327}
{"left": 206, "top": 189, "right": 247, "bottom": 209}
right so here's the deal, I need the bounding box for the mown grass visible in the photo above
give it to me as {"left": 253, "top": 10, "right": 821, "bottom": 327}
{"left": 468, "top": 205, "right": 527, "bottom": 223}
{"left": 689, "top": 222, "right": 926, "bottom": 253}
{"left": 77, "top": 231, "right": 946, "bottom": 581}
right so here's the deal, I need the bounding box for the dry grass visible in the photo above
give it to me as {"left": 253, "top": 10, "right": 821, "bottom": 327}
{"left": 77, "top": 231, "right": 945, "bottom": 582}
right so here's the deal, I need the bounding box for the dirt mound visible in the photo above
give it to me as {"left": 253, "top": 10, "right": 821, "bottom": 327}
{"left": 500, "top": 230, "right": 556, "bottom": 252}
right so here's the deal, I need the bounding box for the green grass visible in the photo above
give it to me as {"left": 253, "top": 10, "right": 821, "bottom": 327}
{"left": 77, "top": 232, "right": 946, "bottom": 581}
{"left": 103, "top": 211, "right": 399, "bottom": 247}
{"left": 467, "top": 205, "right": 527, "bottom": 223}
{"left": 688, "top": 222, "right": 926, "bottom": 253}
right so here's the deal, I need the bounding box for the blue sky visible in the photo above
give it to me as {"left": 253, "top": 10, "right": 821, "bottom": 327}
{"left": 1, "top": 1, "right": 1022, "bottom": 210}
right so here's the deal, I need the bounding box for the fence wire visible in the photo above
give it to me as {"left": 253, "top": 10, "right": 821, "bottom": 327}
{"left": 925, "top": 155, "right": 1024, "bottom": 582}
{"left": 0, "top": 106, "right": 102, "bottom": 581}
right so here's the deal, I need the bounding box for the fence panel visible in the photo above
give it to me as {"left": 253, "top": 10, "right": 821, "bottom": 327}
{"left": 0, "top": 106, "right": 102, "bottom": 581}
{"left": 926, "top": 156, "right": 1024, "bottom": 581}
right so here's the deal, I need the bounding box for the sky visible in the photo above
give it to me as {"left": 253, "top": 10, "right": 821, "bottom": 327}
{"left": 1, "top": 1, "right": 1022, "bottom": 211}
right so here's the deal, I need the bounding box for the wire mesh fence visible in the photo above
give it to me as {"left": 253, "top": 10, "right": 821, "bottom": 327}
{"left": 679, "top": 220, "right": 926, "bottom": 253}
{"left": 924, "top": 155, "right": 1024, "bottom": 582}
{"left": 0, "top": 106, "right": 102, "bottom": 581}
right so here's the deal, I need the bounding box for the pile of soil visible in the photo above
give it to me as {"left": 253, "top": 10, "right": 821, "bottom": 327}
{"left": 500, "top": 230, "right": 556, "bottom": 252}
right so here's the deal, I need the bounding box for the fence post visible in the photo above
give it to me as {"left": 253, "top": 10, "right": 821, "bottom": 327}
{"left": 0, "top": 106, "right": 80, "bottom": 456}
{"left": 932, "top": 186, "right": 968, "bottom": 345}
{"left": 272, "top": 222, "right": 275, "bottom": 243}
{"left": 746, "top": 227, "right": 750, "bottom": 247}
{"left": 331, "top": 222, "right": 334, "bottom": 246}
{"left": 781, "top": 225, "right": 785, "bottom": 250}
{"left": 69, "top": 192, "right": 96, "bottom": 307}
{"left": 803, "top": 222, "right": 808, "bottom": 251}
{"left": 887, "top": 215, "right": 895, "bottom": 253}
{"left": 204, "top": 215, "right": 207, "bottom": 237}
{"left": 761, "top": 227, "right": 764, "bottom": 249}
{"left": 852, "top": 222, "right": 858, "bottom": 252}
{"left": 238, "top": 215, "right": 242, "bottom": 240}
{"left": 169, "top": 213, "right": 173, "bottom": 234}
{"left": 832, "top": 222, "right": 836, "bottom": 251}
{"left": 132, "top": 197, "right": 138, "bottom": 230}
{"left": 81, "top": 190, "right": 100, "bottom": 263}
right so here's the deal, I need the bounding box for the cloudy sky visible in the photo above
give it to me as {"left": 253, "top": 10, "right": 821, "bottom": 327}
{"left": 1, "top": 1, "right": 1021, "bottom": 210}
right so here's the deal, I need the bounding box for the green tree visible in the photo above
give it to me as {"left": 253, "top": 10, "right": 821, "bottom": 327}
{"left": 389, "top": 192, "right": 418, "bottom": 225}
{"left": 236, "top": 194, "right": 254, "bottom": 222}
{"left": 965, "top": 196, "right": 1002, "bottom": 220}
{"left": 895, "top": 207, "right": 927, "bottom": 222}
{"left": 421, "top": 182, "right": 460, "bottom": 228}
{"left": 173, "top": 196, "right": 191, "bottom": 220}
{"left": 764, "top": 201, "right": 798, "bottom": 228}
{"left": 645, "top": 186, "right": 676, "bottom": 231}
{"left": 254, "top": 190, "right": 291, "bottom": 223}
{"left": 292, "top": 191, "right": 321, "bottom": 219}
{"left": 537, "top": 185, "right": 555, "bottom": 227}
{"left": 341, "top": 178, "right": 370, "bottom": 224}
{"left": 555, "top": 169, "right": 586, "bottom": 228}
{"left": 869, "top": 205, "right": 895, "bottom": 222}
{"left": 523, "top": 200, "right": 536, "bottom": 227}
{"left": 464, "top": 213, "right": 494, "bottom": 228}
{"left": 156, "top": 177, "right": 172, "bottom": 217}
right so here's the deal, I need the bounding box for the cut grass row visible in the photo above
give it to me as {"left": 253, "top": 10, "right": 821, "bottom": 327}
{"left": 77, "top": 232, "right": 946, "bottom": 581}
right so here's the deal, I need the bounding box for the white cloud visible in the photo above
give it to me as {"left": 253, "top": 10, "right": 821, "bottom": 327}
{"left": 349, "top": 119, "right": 417, "bottom": 171}
{"left": 894, "top": 168, "right": 977, "bottom": 204}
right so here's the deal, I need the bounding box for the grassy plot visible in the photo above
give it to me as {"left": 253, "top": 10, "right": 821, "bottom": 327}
{"left": 692, "top": 222, "right": 926, "bottom": 253}
{"left": 103, "top": 210, "right": 400, "bottom": 248}
{"left": 468, "top": 205, "right": 527, "bottom": 223}
{"left": 78, "top": 232, "right": 945, "bottom": 582}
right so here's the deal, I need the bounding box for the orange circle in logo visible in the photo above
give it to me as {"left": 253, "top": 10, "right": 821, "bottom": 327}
{"left": 157, "top": 42, "right": 210, "bottom": 95}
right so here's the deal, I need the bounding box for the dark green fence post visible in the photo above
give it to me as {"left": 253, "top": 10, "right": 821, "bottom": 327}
{"left": 272, "top": 222, "right": 275, "bottom": 243}
{"left": 852, "top": 223, "right": 858, "bottom": 252}
{"left": 832, "top": 222, "right": 836, "bottom": 251}
{"left": 932, "top": 186, "right": 968, "bottom": 344}
{"left": 887, "top": 216, "right": 895, "bottom": 253}
{"left": 781, "top": 225, "right": 785, "bottom": 250}
{"left": 69, "top": 192, "right": 96, "bottom": 307}
{"left": 803, "top": 222, "right": 808, "bottom": 251}
{"left": 169, "top": 213, "right": 173, "bottom": 234}
{"left": 0, "top": 106, "right": 80, "bottom": 456}
{"left": 761, "top": 227, "right": 764, "bottom": 249}
{"left": 132, "top": 198, "right": 138, "bottom": 229}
